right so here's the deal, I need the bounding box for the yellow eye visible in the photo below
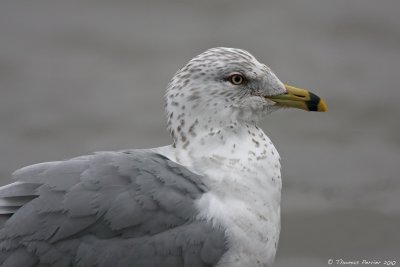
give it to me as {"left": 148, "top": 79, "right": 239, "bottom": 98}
{"left": 229, "top": 74, "right": 245, "bottom": 85}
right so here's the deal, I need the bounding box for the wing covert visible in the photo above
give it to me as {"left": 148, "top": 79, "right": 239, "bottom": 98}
{"left": 0, "top": 150, "right": 227, "bottom": 266}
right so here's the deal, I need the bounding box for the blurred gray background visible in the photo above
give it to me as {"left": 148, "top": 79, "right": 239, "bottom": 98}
{"left": 0, "top": 0, "right": 399, "bottom": 266}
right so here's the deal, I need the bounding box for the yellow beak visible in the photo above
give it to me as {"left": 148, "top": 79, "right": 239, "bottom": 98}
{"left": 265, "top": 84, "right": 328, "bottom": 112}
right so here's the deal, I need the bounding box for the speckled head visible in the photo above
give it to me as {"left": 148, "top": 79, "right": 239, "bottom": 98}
{"left": 165, "top": 47, "right": 288, "bottom": 144}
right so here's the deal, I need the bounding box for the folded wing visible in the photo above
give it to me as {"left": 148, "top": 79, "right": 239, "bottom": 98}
{"left": 0, "top": 150, "right": 227, "bottom": 267}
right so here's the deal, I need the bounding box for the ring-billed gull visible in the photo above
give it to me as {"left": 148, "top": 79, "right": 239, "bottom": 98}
{"left": 0, "top": 47, "right": 327, "bottom": 267}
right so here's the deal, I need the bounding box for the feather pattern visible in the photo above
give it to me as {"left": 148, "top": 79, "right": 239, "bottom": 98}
{"left": 0, "top": 150, "right": 227, "bottom": 266}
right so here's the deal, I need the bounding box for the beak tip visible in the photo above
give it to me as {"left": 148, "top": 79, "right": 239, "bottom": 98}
{"left": 317, "top": 99, "right": 328, "bottom": 112}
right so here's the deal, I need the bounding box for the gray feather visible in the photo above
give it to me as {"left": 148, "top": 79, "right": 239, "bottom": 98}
{"left": 0, "top": 182, "right": 40, "bottom": 198}
{"left": 2, "top": 248, "right": 38, "bottom": 267}
{"left": 0, "top": 150, "right": 227, "bottom": 266}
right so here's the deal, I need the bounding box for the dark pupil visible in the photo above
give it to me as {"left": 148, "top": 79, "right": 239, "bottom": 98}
{"left": 233, "top": 75, "right": 241, "bottom": 83}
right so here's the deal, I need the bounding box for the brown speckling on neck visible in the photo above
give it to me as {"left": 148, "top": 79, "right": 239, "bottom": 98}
{"left": 252, "top": 139, "right": 260, "bottom": 147}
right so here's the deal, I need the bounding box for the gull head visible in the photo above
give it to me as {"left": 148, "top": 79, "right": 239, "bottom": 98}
{"left": 164, "top": 47, "right": 327, "bottom": 145}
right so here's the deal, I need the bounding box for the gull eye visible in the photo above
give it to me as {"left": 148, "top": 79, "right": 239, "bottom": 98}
{"left": 228, "top": 73, "right": 245, "bottom": 85}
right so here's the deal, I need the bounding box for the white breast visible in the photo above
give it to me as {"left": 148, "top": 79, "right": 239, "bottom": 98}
{"left": 173, "top": 125, "right": 282, "bottom": 267}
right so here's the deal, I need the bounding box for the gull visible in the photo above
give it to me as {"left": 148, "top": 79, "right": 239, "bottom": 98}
{"left": 0, "top": 47, "right": 327, "bottom": 267}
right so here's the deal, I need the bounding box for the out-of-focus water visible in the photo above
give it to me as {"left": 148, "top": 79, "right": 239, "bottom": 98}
{"left": 0, "top": 0, "right": 399, "bottom": 265}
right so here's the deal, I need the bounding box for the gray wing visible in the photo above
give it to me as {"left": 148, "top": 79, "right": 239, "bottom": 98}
{"left": 0, "top": 150, "right": 227, "bottom": 267}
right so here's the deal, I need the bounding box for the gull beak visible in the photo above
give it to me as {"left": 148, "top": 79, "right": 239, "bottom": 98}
{"left": 265, "top": 84, "right": 328, "bottom": 112}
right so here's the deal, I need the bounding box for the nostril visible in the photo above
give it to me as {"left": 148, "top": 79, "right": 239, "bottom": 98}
{"left": 294, "top": 94, "right": 306, "bottom": 98}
